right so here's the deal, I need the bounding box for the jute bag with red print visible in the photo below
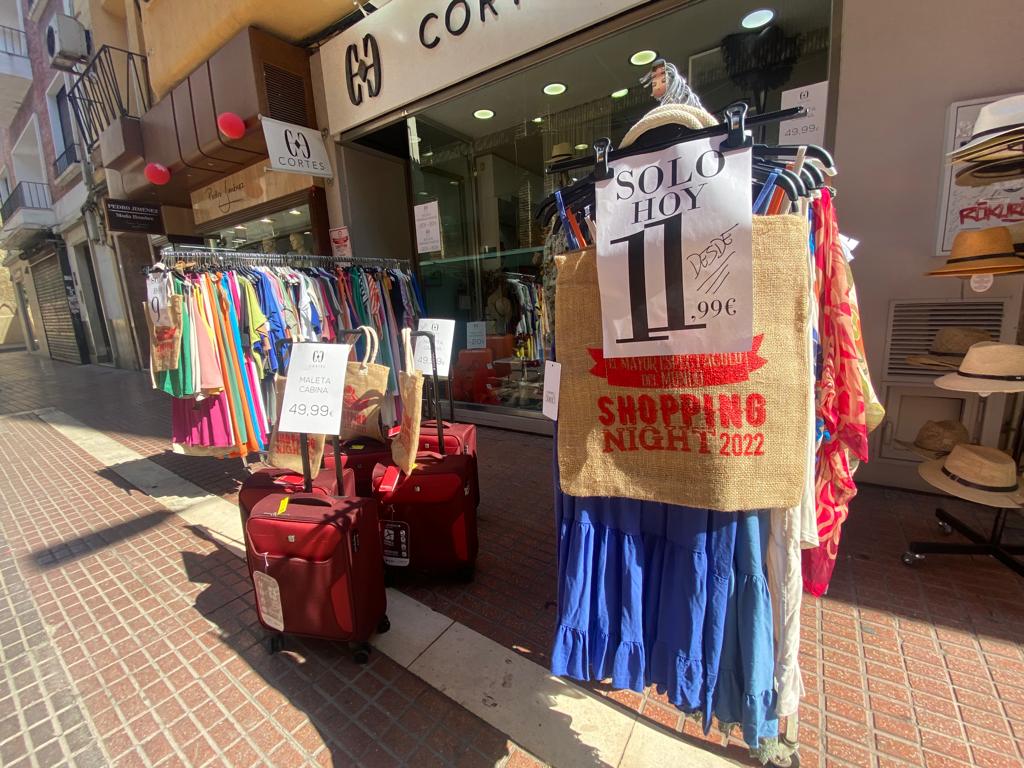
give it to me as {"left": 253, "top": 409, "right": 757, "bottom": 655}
{"left": 341, "top": 325, "right": 389, "bottom": 442}
{"left": 267, "top": 374, "right": 326, "bottom": 473}
{"left": 391, "top": 328, "right": 423, "bottom": 475}
{"left": 555, "top": 214, "right": 811, "bottom": 511}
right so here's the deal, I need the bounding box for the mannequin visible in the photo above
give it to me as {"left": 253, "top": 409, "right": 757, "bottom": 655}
{"left": 641, "top": 58, "right": 704, "bottom": 108}
{"left": 288, "top": 232, "right": 309, "bottom": 255}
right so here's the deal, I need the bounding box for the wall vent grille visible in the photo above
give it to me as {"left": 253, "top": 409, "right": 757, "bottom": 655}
{"left": 263, "top": 64, "right": 308, "bottom": 127}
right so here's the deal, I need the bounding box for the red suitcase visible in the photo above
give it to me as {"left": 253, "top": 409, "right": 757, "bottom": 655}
{"left": 324, "top": 438, "right": 393, "bottom": 497}
{"left": 247, "top": 493, "right": 390, "bottom": 661}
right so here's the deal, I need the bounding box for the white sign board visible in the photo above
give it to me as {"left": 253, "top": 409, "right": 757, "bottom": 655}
{"left": 595, "top": 138, "right": 753, "bottom": 358}
{"left": 261, "top": 116, "right": 333, "bottom": 179}
{"left": 466, "top": 321, "right": 487, "bottom": 350}
{"left": 318, "top": 0, "right": 650, "bottom": 135}
{"left": 414, "top": 200, "right": 442, "bottom": 254}
{"left": 542, "top": 361, "right": 561, "bottom": 421}
{"left": 779, "top": 81, "right": 828, "bottom": 148}
{"left": 278, "top": 343, "right": 351, "bottom": 434}
{"left": 936, "top": 92, "right": 1024, "bottom": 255}
{"left": 330, "top": 226, "right": 352, "bottom": 260}
{"left": 414, "top": 318, "right": 456, "bottom": 378}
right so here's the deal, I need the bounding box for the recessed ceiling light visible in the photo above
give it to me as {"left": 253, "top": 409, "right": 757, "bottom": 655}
{"left": 234, "top": 224, "right": 246, "bottom": 230}
{"left": 449, "top": 180, "right": 459, "bottom": 186}
{"left": 575, "top": 143, "right": 589, "bottom": 151}
{"left": 543, "top": 83, "right": 566, "bottom": 96}
{"left": 418, "top": 191, "right": 430, "bottom": 196}
{"left": 532, "top": 117, "right": 543, "bottom": 124}
{"left": 288, "top": 209, "right": 302, "bottom": 215}
{"left": 303, "top": 231, "right": 310, "bottom": 235}
{"left": 473, "top": 108, "right": 494, "bottom": 120}
{"left": 741, "top": 9, "right": 774, "bottom": 28}
{"left": 423, "top": 150, "right": 434, "bottom": 157}
{"left": 259, "top": 218, "right": 273, "bottom": 223}
{"left": 611, "top": 88, "right": 629, "bottom": 99}
{"left": 629, "top": 50, "right": 657, "bottom": 66}
{"left": 233, "top": 239, "right": 246, "bottom": 243}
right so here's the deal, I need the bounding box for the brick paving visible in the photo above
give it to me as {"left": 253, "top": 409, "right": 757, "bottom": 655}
{"left": 2, "top": 351, "right": 1024, "bottom": 767}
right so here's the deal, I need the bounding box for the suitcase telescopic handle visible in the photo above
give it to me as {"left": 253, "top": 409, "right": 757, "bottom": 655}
{"left": 410, "top": 329, "right": 445, "bottom": 456}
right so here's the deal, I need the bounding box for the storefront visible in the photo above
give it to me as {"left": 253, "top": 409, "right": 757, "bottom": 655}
{"left": 318, "top": 0, "right": 834, "bottom": 431}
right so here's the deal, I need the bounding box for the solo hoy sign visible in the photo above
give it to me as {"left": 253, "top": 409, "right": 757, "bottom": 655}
{"left": 595, "top": 137, "right": 753, "bottom": 359}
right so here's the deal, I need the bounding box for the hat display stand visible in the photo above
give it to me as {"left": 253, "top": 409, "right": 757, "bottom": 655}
{"left": 902, "top": 348, "right": 1024, "bottom": 577}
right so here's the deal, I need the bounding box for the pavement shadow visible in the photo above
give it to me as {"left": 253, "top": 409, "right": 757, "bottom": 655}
{"left": 29, "top": 509, "right": 175, "bottom": 570}
{"left": 180, "top": 528, "right": 598, "bottom": 767}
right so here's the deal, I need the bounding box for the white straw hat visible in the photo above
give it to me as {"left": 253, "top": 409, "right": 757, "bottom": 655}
{"left": 955, "top": 156, "right": 1024, "bottom": 187}
{"left": 935, "top": 342, "right": 1024, "bottom": 394}
{"left": 918, "top": 443, "right": 1023, "bottom": 508}
{"left": 949, "top": 95, "right": 1024, "bottom": 163}
{"left": 894, "top": 419, "right": 970, "bottom": 460}
{"left": 619, "top": 104, "right": 718, "bottom": 149}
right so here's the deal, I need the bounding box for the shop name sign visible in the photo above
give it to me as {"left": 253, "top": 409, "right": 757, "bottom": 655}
{"left": 104, "top": 199, "right": 164, "bottom": 234}
{"left": 261, "top": 116, "right": 332, "bottom": 179}
{"left": 595, "top": 137, "right": 753, "bottom": 358}
{"left": 320, "top": 0, "right": 651, "bottom": 134}
{"left": 191, "top": 162, "right": 312, "bottom": 226}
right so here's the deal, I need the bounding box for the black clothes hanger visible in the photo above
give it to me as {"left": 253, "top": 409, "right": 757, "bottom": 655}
{"left": 752, "top": 164, "right": 800, "bottom": 202}
{"left": 753, "top": 143, "right": 836, "bottom": 171}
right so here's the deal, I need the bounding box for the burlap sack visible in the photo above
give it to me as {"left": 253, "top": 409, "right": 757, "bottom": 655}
{"left": 556, "top": 214, "right": 811, "bottom": 511}
{"left": 143, "top": 295, "right": 183, "bottom": 373}
{"left": 267, "top": 374, "right": 326, "bottom": 473}
{"left": 341, "top": 326, "right": 389, "bottom": 442}
{"left": 391, "top": 328, "right": 423, "bottom": 475}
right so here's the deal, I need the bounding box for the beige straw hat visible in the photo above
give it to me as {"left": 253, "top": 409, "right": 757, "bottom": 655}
{"left": 549, "top": 142, "right": 573, "bottom": 162}
{"left": 935, "top": 342, "right": 1024, "bottom": 394}
{"left": 927, "top": 227, "right": 1024, "bottom": 276}
{"left": 619, "top": 104, "right": 718, "bottom": 149}
{"left": 905, "top": 327, "right": 994, "bottom": 370}
{"left": 918, "top": 443, "right": 1023, "bottom": 508}
{"left": 894, "top": 420, "right": 970, "bottom": 460}
{"left": 955, "top": 156, "right": 1024, "bottom": 187}
{"left": 949, "top": 95, "right": 1024, "bottom": 163}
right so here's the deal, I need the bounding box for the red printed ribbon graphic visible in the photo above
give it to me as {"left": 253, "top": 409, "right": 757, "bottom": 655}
{"left": 589, "top": 335, "right": 766, "bottom": 389}
{"left": 343, "top": 385, "right": 371, "bottom": 425}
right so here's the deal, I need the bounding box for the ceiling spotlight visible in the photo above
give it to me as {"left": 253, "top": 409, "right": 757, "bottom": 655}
{"left": 611, "top": 88, "right": 629, "bottom": 99}
{"left": 234, "top": 224, "right": 246, "bottom": 230}
{"left": 473, "top": 108, "right": 494, "bottom": 119}
{"left": 303, "top": 231, "right": 310, "bottom": 235}
{"left": 575, "top": 143, "right": 589, "bottom": 151}
{"left": 629, "top": 50, "right": 657, "bottom": 66}
{"left": 532, "top": 117, "right": 543, "bottom": 124}
{"left": 543, "top": 83, "right": 567, "bottom": 96}
{"left": 289, "top": 209, "right": 302, "bottom": 215}
{"left": 741, "top": 9, "right": 774, "bottom": 28}
{"left": 449, "top": 180, "right": 459, "bottom": 186}
{"left": 259, "top": 218, "right": 273, "bottom": 223}
{"left": 423, "top": 150, "right": 434, "bottom": 157}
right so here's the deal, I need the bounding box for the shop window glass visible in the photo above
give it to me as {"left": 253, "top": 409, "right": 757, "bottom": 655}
{"left": 205, "top": 205, "right": 315, "bottom": 254}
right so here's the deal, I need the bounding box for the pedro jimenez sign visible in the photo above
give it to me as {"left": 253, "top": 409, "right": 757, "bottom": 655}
{"left": 278, "top": 343, "right": 352, "bottom": 434}
{"left": 595, "top": 136, "right": 753, "bottom": 359}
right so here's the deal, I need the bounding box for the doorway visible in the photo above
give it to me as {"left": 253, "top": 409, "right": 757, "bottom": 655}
{"left": 70, "top": 242, "right": 112, "bottom": 364}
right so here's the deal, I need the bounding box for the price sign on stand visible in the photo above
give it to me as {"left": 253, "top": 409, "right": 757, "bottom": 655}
{"left": 466, "top": 321, "right": 487, "bottom": 350}
{"left": 278, "top": 343, "right": 351, "bottom": 434}
{"left": 595, "top": 136, "right": 753, "bottom": 358}
{"left": 779, "top": 81, "right": 828, "bottom": 148}
{"left": 414, "top": 318, "right": 456, "bottom": 378}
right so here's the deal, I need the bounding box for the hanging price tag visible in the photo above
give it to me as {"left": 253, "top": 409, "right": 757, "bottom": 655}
{"left": 595, "top": 136, "right": 753, "bottom": 358}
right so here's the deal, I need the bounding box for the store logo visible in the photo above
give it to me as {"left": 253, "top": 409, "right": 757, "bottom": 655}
{"left": 345, "top": 33, "right": 382, "bottom": 106}
{"left": 312, "top": 350, "right": 325, "bottom": 364}
{"left": 284, "top": 129, "right": 311, "bottom": 160}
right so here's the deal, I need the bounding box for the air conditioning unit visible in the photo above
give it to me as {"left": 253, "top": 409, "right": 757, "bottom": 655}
{"left": 46, "top": 15, "right": 90, "bottom": 72}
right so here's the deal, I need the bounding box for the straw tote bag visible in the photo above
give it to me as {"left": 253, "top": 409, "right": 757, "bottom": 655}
{"left": 267, "top": 374, "right": 326, "bottom": 473}
{"left": 341, "top": 325, "right": 390, "bottom": 442}
{"left": 391, "top": 328, "right": 424, "bottom": 475}
{"left": 555, "top": 214, "right": 812, "bottom": 511}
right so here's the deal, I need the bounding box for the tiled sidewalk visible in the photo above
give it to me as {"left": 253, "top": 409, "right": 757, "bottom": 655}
{"left": 2, "top": 351, "right": 1024, "bottom": 767}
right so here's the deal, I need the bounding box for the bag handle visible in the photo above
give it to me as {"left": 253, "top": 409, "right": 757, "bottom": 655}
{"left": 358, "top": 325, "right": 379, "bottom": 367}
{"left": 401, "top": 327, "right": 415, "bottom": 373}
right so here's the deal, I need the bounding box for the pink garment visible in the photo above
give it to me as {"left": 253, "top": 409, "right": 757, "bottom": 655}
{"left": 171, "top": 392, "right": 234, "bottom": 448}
{"left": 189, "top": 280, "right": 224, "bottom": 394}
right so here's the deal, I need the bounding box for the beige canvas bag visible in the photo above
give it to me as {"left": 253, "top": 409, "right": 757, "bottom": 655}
{"left": 555, "top": 214, "right": 811, "bottom": 511}
{"left": 390, "top": 328, "right": 423, "bottom": 475}
{"left": 341, "top": 325, "right": 389, "bottom": 442}
{"left": 266, "top": 374, "right": 326, "bottom": 473}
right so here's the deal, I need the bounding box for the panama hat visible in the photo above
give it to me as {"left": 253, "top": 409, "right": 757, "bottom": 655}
{"left": 935, "top": 342, "right": 1024, "bottom": 394}
{"left": 954, "top": 156, "right": 1024, "bottom": 187}
{"left": 949, "top": 95, "right": 1024, "bottom": 163}
{"left": 919, "top": 443, "right": 1023, "bottom": 508}
{"left": 894, "top": 420, "right": 970, "bottom": 459}
{"left": 927, "top": 227, "right": 1024, "bottom": 276}
{"left": 905, "top": 327, "right": 993, "bottom": 370}
{"left": 619, "top": 103, "right": 718, "bottom": 149}
{"left": 549, "top": 143, "right": 573, "bottom": 163}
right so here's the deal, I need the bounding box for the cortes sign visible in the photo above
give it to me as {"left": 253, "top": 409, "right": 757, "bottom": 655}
{"left": 319, "top": 0, "right": 650, "bottom": 135}
{"left": 261, "top": 116, "right": 333, "bottom": 179}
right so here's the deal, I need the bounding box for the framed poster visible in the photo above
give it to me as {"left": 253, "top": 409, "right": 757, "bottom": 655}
{"left": 936, "top": 92, "right": 1024, "bottom": 255}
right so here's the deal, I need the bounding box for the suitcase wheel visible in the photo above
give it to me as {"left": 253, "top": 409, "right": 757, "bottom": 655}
{"left": 352, "top": 643, "right": 371, "bottom": 665}
{"left": 268, "top": 634, "right": 284, "bottom": 655}
{"left": 455, "top": 565, "right": 476, "bottom": 584}
{"left": 377, "top": 615, "right": 391, "bottom": 635}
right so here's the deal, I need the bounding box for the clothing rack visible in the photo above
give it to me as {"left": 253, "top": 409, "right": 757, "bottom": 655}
{"left": 336, "top": 256, "right": 410, "bottom": 268}
{"left": 156, "top": 248, "right": 342, "bottom": 268}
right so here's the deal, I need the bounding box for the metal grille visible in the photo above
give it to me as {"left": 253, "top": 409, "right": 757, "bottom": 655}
{"left": 32, "top": 256, "right": 81, "bottom": 364}
{"left": 883, "top": 298, "right": 1007, "bottom": 379}
{"left": 263, "top": 63, "right": 308, "bottom": 127}
{"left": 68, "top": 46, "right": 151, "bottom": 151}
{"left": 53, "top": 144, "right": 79, "bottom": 177}
{"left": 0, "top": 24, "right": 27, "bottom": 57}
{"left": 0, "top": 182, "right": 52, "bottom": 222}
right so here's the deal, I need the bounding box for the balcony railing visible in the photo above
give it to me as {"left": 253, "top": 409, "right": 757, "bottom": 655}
{"left": 53, "top": 144, "right": 80, "bottom": 177}
{"left": 0, "top": 25, "right": 27, "bottom": 58}
{"left": 1, "top": 181, "right": 52, "bottom": 223}
{"left": 68, "top": 46, "right": 151, "bottom": 151}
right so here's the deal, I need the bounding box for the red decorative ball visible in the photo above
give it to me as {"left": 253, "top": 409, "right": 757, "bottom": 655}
{"left": 217, "top": 112, "right": 246, "bottom": 140}
{"left": 144, "top": 162, "right": 171, "bottom": 186}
